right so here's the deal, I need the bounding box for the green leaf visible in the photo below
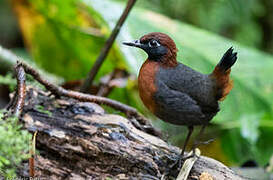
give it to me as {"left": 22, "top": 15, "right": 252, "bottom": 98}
{"left": 0, "top": 156, "right": 10, "bottom": 165}
{"left": 240, "top": 113, "right": 261, "bottom": 144}
{"left": 14, "top": 0, "right": 125, "bottom": 80}
{"left": 0, "top": 73, "right": 17, "bottom": 90}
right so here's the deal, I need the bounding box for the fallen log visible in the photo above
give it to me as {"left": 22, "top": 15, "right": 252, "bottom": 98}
{"left": 16, "top": 87, "right": 246, "bottom": 180}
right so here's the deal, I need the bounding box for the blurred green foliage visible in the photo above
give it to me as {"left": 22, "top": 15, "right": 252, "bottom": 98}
{"left": 13, "top": 0, "right": 127, "bottom": 80}
{"left": 1, "top": 0, "right": 273, "bottom": 168}
{"left": 0, "top": 74, "right": 16, "bottom": 91}
{"left": 0, "top": 112, "right": 31, "bottom": 178}
{"left": 133, "top": 0, "right": 273, "bottom": 53}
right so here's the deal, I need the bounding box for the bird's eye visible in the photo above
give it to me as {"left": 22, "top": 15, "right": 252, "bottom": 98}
{"left": 148, "top": 40, "right": 160, "bottom": 47}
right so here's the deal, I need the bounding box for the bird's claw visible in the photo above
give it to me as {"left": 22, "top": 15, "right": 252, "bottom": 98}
{"left": 181, "top": 148, "right": 200, "bottom": 161}
{"left": 164, "top": 149, "right": 201, "bottom": 178}
{"left": 168, "top": 148, "right": 200, "bottom": 170}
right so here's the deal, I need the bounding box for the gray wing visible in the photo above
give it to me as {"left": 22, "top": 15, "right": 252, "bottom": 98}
{"left": 157, "top": 63, "right": 218, "bottom": 109}
{"left": 154, "top": 80, "right": 207, "bottom": 126}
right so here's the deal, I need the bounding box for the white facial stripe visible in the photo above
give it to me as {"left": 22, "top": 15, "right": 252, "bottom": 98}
{"left": 148, "top": 40, "right": 160, "bottom": 47}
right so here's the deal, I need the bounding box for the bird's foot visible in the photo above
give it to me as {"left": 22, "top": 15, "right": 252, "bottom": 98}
{"left": 195, "top": 138, "right": 215, "bottom": 146}
{"left": 163, "top": 149, "right": 201, "bottom": 178}
{"left": 176, "top": 148, "right": 201, "bottom": 179}
{"left": 163, "top": 155, "right": 183, "bottom": 177}
{"left": 181, "top": 148, "right": 200, "bottom": 161}
{"left": 164, "top": 148, "right": 200, "bottom": 176}
{"left": 179, "top": 138, "right": 213, "bottom": 160}
{"left": 190, "top": 138, "right": 215, "bottom": 153}
{"left": 168, "top": 156, "right": 182, "bottom": 171}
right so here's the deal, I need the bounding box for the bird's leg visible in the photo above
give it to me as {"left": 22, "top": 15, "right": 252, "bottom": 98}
{"left": 181, "top": 126, "right": 194, "bottom": 157}
{"left": 192, "top": 124, "right": 206, "bottom": 150}
{"left": 166, "top": 126, "right": 194, "bottom": 174}
{"left": 183, "top": 124, "right": 207, "bottom": 160}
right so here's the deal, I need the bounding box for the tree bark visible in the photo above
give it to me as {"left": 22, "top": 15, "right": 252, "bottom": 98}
{"left": 17, "top": 87, "right": 246, "bottom": 180}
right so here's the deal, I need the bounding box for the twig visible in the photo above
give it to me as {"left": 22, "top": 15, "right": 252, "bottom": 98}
{"left": 18, "top": 61, "right": 149, "bottom": 121}
{"left": 80, "top": 0, "right": 137, "bottom": 93}
{"left": 3, "top": 62, "right": 27, "bottom": 119}
{"left": 96, "top": 69, "right": 128, "bottom": 97}
{"left": 18, "top": 60, "right": 163, "bottom": 137}
{"left": 13, "top": 62, "right": 26, "bottom": 117}
{"left": 29, "top": 131, "right": 37, "bottom": 177}
{"left": 96, "top": 71, "right": 116, "bottom": 96}
{"left": 5, "top": 91, "right": 17, "bottom": 111}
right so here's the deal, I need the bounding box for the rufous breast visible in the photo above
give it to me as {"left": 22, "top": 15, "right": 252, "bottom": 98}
{"left": 138, "top": 60, "right": 159, "bottom": 113}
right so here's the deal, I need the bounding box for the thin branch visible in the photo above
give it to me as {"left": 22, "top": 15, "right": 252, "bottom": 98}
{"left": 18, "top": 61, "right": 147, "bottom": 120}
{"left": 13, "top": 62, "right": 26, "bottom": 117}
{"left": 3, "top": 61, "right": 26, "bottom": 119}
{"left": 80, "top": 0, "right": 137, "bottom": 93}
{"left": 17, "top": 60, "right": 162, "bottom": 137}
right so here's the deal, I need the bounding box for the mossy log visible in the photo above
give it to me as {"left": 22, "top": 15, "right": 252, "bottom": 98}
{"left": 17, "top": 87, "right": 246, "bottom": 180}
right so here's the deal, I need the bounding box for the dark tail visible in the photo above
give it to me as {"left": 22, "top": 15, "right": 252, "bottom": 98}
{"left": 217, "top": 47, "right": 237, "bottom": 72}
{"left": 212, "top": 47, "right": 238, "bottom": 101}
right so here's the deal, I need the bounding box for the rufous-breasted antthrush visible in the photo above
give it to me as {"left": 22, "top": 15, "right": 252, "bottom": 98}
{"left": 123, "top": 32, "right": 237, "bottom": 158}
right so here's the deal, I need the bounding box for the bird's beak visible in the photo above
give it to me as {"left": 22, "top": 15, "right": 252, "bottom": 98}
{"left": 122, "top": 40, "right": 143, "bottom": 48}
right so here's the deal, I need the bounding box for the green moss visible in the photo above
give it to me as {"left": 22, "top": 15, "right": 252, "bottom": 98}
{"left": 0, "top": 111, "right": 31, "bottom": 178}
{"left": 35, "top": 105, "right": 52, "bottom": 117}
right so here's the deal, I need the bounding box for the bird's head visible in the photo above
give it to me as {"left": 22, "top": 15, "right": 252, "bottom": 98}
{"left": 123, "top": 32, "right": 178, "bottom": 67}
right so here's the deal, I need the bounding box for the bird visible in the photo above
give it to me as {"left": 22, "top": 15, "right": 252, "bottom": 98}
{"left": 123, "top": 32, "right": 237, "bottom": 159}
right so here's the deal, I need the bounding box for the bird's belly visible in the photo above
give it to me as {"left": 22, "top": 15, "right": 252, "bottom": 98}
{"left": 155, "top": 108, "right": 217, "bottom": 126}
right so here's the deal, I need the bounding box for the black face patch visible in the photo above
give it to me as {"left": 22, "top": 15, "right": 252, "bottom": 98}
{"left": 141, "top": 39, "right": 168, "bottom": 61}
